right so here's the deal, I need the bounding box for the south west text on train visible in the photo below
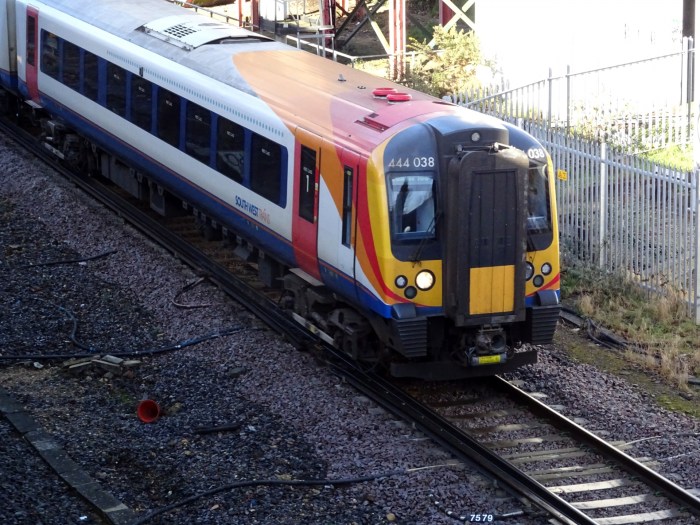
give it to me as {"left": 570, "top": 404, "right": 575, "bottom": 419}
{"left": 0, "top": 0, "right": 562, "bottom": 380}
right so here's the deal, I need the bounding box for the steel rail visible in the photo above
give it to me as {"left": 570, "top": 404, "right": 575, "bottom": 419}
{"left": 493, "top": 375, "right": 700, "bottom": 517}
{"left": 324, "top": 356, "right": 597, "bottom": 525}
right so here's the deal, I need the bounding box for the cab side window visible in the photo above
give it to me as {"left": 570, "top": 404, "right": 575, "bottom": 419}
{"left": 298, "top": 146, "right": 316, "bottom": 222}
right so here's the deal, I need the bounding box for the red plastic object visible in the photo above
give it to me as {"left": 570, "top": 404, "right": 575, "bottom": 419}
{"left": 137, "top": 399, "right": 161, "bottom": 423}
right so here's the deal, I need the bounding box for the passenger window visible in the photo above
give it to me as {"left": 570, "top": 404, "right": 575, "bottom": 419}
{"left": 251, "top": 134, "right": 282, "bottom": 204}
{"left": 83, "top": 51, "right": 98, "bottom": 101}
{"left": 62, "top": 41, "right": 80, "bottom": 91}
{"left": 185, "top": 102, "right": 211, "bottom": 164}
{"left": 131, "top": 76, "right": 152, "bottom": 132}
{"left": 40, "top": 31, "right": 59, "bottom": 78}
{"left": 298, "top": 146, "right": 316, "bottom": 222}
{"left": 157, "top": 88, "right": 180, "bottom": 148}
{"left": 216, "top": 118, "right": 245, "bottom": 183}
{"left": 106, "top": 63, "right": 126, "bottom": 117}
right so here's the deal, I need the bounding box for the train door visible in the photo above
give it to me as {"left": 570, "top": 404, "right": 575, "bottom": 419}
{"left": 315, "top": 146, "right": 360, "bottom": 298}
{"left": 292, "top": 128, "right": 322, "bottom": 280}
{"left": 24, "top": 6, "right": 39, "bottom": 102}
{"left": 336, "top": 149, "right": 360, "bottom": 278}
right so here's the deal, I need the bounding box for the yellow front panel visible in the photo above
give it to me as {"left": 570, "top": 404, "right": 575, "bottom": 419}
{"left": 469, "top": 265, "right": 515, "bottom": 315}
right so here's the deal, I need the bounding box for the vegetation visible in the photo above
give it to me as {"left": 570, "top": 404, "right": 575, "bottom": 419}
{"left": 405, "top": 26, "right": 484, "bottom": 98}
{"left": 641, "top": 144, "right": 694, "bottom": 171}
{"left": 561, "top": 262, "right": 700, "bottom": 394}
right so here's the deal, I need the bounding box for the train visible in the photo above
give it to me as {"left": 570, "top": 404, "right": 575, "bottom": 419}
{"left": 0, "top": 0, "right": 561, "bottom": 380}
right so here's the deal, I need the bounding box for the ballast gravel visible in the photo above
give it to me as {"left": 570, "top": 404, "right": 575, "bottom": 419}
{"left": 0, "top": 128, "right": 698, "bottom": 525}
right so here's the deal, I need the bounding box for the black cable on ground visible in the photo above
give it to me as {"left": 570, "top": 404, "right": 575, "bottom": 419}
{"left": 0, "top": 325, "right": 251, "bottom": 363}
{"left": 7, "top": 296, "right": 97, "bottom": 353}
{"left": 585, "top": 317, "right": 630, "bottom": 350}
{"left": 171, "top": 276, "right": 228, "bottom": 309}
{"left": 130, "top": 469, "right": 407, "bottom": 525}
{"left": 559, "top": 305, "right": 628, "bottom": 350}
{"left": 17, "top": 249, "right": 118, "bottom": 268}
{"left": 193, "top": 422, "right": 243, "bottom": 434}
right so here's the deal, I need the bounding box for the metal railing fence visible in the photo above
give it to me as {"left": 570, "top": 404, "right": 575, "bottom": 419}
{"left": 522, "top": 123, "right": 700, "bottom": 322}
{"left": 448, "top": 40, "right": 695, "bottom": 154}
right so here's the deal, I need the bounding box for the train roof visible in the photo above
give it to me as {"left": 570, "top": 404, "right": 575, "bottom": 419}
{"left": 42, "top": 0, "right": 254, "bottom": 47}
{"left": 36, "top": 0, "right": 501, "bottom": 146}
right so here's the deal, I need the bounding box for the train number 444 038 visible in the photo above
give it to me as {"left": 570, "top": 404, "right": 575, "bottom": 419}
{"left": 388, "top": 156, "right": 436, "bottom": 168}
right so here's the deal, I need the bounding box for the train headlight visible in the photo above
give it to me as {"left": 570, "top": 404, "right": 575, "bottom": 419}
{"left": 415, "top": 270, "right": 435, "bottom": 291}
{"left": 395, "top": 275, "right": 408, "bottom": 288}
{"left": 471, "top": 132, "right": 481, "bottom": 142}
{"left": 541, "top": 263, "right": 552, "bottom": 275}
{"left": 533, "top": 275, "right": 544, "bottom": 287}
{"left": 404, "top": 286, "right": 418, "bottom": 299}
{"left": 525, "top": 262, "right": 534, "bottom": 281}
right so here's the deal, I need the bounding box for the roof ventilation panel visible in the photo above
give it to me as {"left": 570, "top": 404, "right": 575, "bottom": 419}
{"left": 141, "top": 15, "right": 261, "bottom": 50}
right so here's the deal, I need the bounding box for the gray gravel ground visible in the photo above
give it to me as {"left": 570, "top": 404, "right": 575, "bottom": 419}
{"left": 1, "top": 129, "right": 699, "bottom": 525}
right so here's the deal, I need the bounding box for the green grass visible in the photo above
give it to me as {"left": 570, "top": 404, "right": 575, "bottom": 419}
{"left": 555, "top": 329, "right": 700, "bottom": 418}
{"left": 560, "top": 262, "right": 700, "bottom": 392}
{"left": 640, "top": 144, "right": 694, "bottom": 171}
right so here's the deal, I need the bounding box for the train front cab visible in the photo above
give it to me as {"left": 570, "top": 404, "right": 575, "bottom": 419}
{"left": 376, "top": 116, "right": 561, "bottom": 380}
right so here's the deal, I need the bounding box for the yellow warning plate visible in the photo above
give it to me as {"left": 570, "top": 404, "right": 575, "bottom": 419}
{"left": 477, "top": 355, "right": 503, "bottom": 365}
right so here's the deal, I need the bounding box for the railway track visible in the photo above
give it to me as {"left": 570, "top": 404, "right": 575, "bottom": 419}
{"left": 403, "top": 377, "right": 700, "bottom": 524}
{"left": 2, "top": 114, "right": 699, "bottom": 524}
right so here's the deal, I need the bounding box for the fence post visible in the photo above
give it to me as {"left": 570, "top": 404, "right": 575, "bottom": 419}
{"left": 686, "top": 37, "right": 694, "bottom": 143}
{"left": 694, "top": 168, "right": 700, "bottom": 324}
{"left": 566, "top": 65, "right": 571, "bottom": 134}
{"left": 598, "top": 142, "right": 608, "bottom": 269}
{"left": 547, "top": 67, "right": 553, "bottom": 128}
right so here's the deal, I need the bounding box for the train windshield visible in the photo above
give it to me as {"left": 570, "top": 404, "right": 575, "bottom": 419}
{"left": 526, "top": 165, "right": 553, "bottom": 250}
{"left": 387, "top": 173, "right": 436, "bottom": 241}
